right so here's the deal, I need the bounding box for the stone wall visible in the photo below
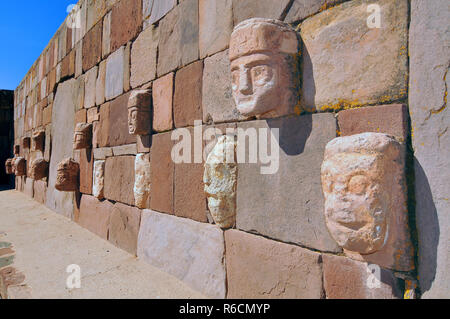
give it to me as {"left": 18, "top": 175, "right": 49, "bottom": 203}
{"left": 11, "top": 0, "right": 449, "bottom": 298}
{"left": 0, "top": 90, "right": 14, "bottom": 187}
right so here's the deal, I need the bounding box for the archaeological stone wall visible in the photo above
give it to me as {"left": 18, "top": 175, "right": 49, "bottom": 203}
{"left": 10, "top": 0, "right": 449, "bottom": 298}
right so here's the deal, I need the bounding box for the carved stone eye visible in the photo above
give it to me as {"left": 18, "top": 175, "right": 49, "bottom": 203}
{"left": 251, "top": 65, "right": 272, "bottom": 85}
{"left": 348, "top": 175, "right": 369, "bottom": 195}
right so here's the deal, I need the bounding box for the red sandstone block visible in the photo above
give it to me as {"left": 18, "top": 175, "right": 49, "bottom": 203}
{"left": 174, "top": 61, "right": 203, "bottom": 128}
{"left": 47, "top": 69, "right": 56, "bottom": 95}
{"left": 42, "top": 104, "right": 52, "bottom": 126}
{"left": 79, "top": 148, "right": 93, "bottom": 194}
{"left": 150, "top": 132, "right": 174, "bottom": 214}
{"left": 110, "top": 0, "right": 142, "bottom": 53}
{"left": 61, "top": 50, "right": 75, "bottom": 79}
{"left": 338, "top": 104, "right": 408, "bottom": 141}
{"left": 78, "top": 194, "right": 113, "bottom": 240}
{"left": 33, "top": 180, "right": 47, "bottom": 204}
{"left": 82, "top": 20, "right": 103, "bottom": 72}
{"left": 74, "top": 109, "right": 87, "bottom": 124}
{"left": 109, "top": 202, "right": 142, "bottom": 256}
{"left": 98, "top": 102, "right": 111, "bottom": 147}
{"left": 153, "top": 72, "right": 174, "bottom": 132}
{"left": 104, "top": 155, "right": 135, "bottom": 206}
{"left": 108, "top": 92, "right": 136, "bottom": 147}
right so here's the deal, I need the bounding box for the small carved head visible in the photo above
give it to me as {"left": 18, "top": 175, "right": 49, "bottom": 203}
{"left": 14, "top": 145, "right": 20, "bottom": 156}
{"left": 127, "top": 90, "right": 152, "bottom": 136}
{"left": 13, "top": 157, "right": 27, "bottom": 176}
{"left": 321, "top": 133, "right": 404, "bottom": 255}
{"left": 21, "top": 137, "right": 31, "bottom": 149}
{"left": 31, "top": 130, "right": 45, "bottom": 152}
{"left": 30, "top": 158, "right": 49, "bottom": 180}
{"left": 73, "top": 123, "right": 92, "bottom": 150}
{"left": 5, "top": 159, "right": 14, "bottom": 175}
{"left": 55, "top": 158, "right": 79, "bottom": 192}
{"left": 229, "top": 18, "right": 300, "bottom": 118}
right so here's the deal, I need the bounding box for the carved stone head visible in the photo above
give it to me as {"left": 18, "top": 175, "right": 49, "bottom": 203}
{"left": 22, "top": 136, "right": 31, "bottom": 149}
{"left": 73, "top": 123, "right": 92, "bottom": 150}
{"left": 229, "top": 18, "right": 300, "bottom": 118}
{"left": 321, "top": 133, "right": 413, "bottom": 271}
{"left": 13, "top": 157, "right": 26, "bottom": 176}
{"left": 128, "top": 89, "right": 152, "bottom": 135}
{"left": 32, "top": 130, "right": 45, "bottom": 152}
{"left": 55, "top": 158, "right": 79, "bottom": 192}
{"left": 204, "top": 135, "right": 237, "bottom": 229}
{"left": 5, "top": 159, "right": 14, "bottom": 175}
{"left": 30, "top": 158, "right": 49, "bottom": 180}
{"left": 14, "top": 145, "right": 20, "bottom": 156}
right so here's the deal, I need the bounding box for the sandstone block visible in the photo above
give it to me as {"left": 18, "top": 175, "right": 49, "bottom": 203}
{"left": 152, "top": 73, "right": 173, "bottom": 132}
{"left": 110, "top": 0, "right": 142, "bottom": 52}
{"left": 108, "top": 93, "right": 136, "bottom": 146}
{"left": 105, "top": 47, "right": 124, "bottom": 101}
{"left": 82, "top": 20, "right": 102, "bottom": 72}
{"left": 61, "top": 50, "right": 75, "bottom": 79}
{"left": 144, "top": 0, "right": 176, "bottom": 26}
{"left": 130, "top": 25, "right": 159, "bottom": 88}
{"left": 137, "top": 210, "right": 226, "bottom": 298}
{"left": 24, "top": 178, "right": 34, "bottom": 197}
{"left": 232, "top": 0, "right": 291, "bottom": 25}
{"left": 93, "top": 160, "right": 105, "bottom": 199}
{"left": 109, "top": 202, "right": 142, "bottom": 255}
{"left": 78, "top": 194, "right": 113, "bottom": 240}
{"left": 93, "top": 147, "right": 113, "bottom": 160}
{"left": 112, "top": 144, "right": 137, "bottom": 156}
{"left": 284, "top": 0, "right": 343, "bottom": 23}
{"left": 134, "top": 153, "right": 151, "bottom": 209}
{"left": 225, "top": 229, "right": 323, "bottom": 298}
{"left": 84, "top": 66, "right": 98, "bottom": 109}
{"left": 96, "top": 60, "right": 106, "bottom": 106}
{"left": 33, "top": 180, "right": 47, "bottom": 204}
{"left": 87, "top": 107, "right": 99, "bottom": 123}
{"left": 102, "top": 11, "right": 111, "bottom": 59}
{"left": 104, "top": 155, "right": 135, "bottom": 205}
{"left": 79, "top": 148, "right": 93, "bottom": 194}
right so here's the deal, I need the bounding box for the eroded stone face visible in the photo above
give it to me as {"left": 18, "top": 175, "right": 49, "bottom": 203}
{"left": 30, "top": 158, "right": 49, "bottom": 180}
{"left": 204, "top": 135, "right": 237, "bottom": 229}
{"left": 21, "top": 137, "right": 31, "bottom": 149}
{"left": 134, "top": 153, "right": 151, "bottom": 209}
{"left": 229, "top": 18, "right": 299, "bottom": 118}
{"left": 55, "top": 158, "right": 79, "bottom": 192}
{"left": 73, "top": 123, "right": 92, "bottom": 150}
{"left": 14, "top": 157, "right": 26, "bottom": 176}
{"left": 127, "top": 90, "right": 152, "bottom": 135}
{"left": 5, "top": 159, "right": 14, "bottom": 175}
{"left": 93, "top": 160, "right": 105, "bottom": 199}
{"left": 14, "top": 145, "right": 20, "bottom": 156}
{"left": 31, "top": 130, "right": 45, "bottom": 152}
{"left": 321, "top": 133, "right": 413, "bottom": 271}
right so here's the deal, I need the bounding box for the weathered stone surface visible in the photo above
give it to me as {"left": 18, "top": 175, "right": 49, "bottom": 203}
{"left": 236, "top": 114, "right": 341, "bottom": 252}
{"left": 46, "top": 79, "right": 77, "bottom": 218}
{"left": 86, "top": 0, "right": 107, "bottom": 33}
{"left": 137, "top": 210, "right": 226, "bottom": 298}
{"left": 157, "top": 0, "right": 199, "bottom": 76}
{"left": 74, "top": 109, "right": 87, "bottom": 125}
{"left": 409, "top": 0, "right": 450, "bottom": 298}
{"left": 131, "top": 25, "right": 159, "bottom": 88}
{"left": 82, "top": 20, "right": 102, "bottom": 72}
{"left": 232, "top": 0, "right": 291, "bottom": 25}
{"left": 199, "top": 0, "right": 233, "bottom": 58}
{"left": 137, "top": 135, "right": 152, "bottom": 154}
{"left": 102, "top": 11, "right": 111, "bottom": 58}
{"left": 24, "top": 178, "right": 34, "bottom": 197}
{"left": 323, "top": 254, "right": 402, "bottom": 299}
{"left": 300, "top": 0, "right": 408, "bottom": 112}
{"left": 79, "top": 148, "right": 93, "bottom": 194}
{"left": 104, "top": 155, "right": 135, "bottom": 206}
{"left": 204, "top": 135, "right": 236, "bottom": 228}
{"left": 97, "top": 102, "right": 111, "bottom": 147}
{"left": 78, "top": 194, "right": 113, "bottom": 240}
{"left": 144, "top": 0, "right": 176, "bottom": 26}
{"left": 152, "top": 73, "right": 173, "bottom": 132}
{"left": 123, "top": 42, "right": 131, "bottom": 92}
{"left": 21, "top": 137, "right": 30, "bottom": 149}
{"left": 5, "top": 159, "right": 14, "bottom": 175}
{"left": 127, "top": 89, "right": 152, "bottom": 135}
{"left": 225, "top": 229, "right": 323, "bottom": 298}
{"left": 87, "top": 107, "right": 99, "bottom": 123}
{"left": 75, "top": 41, "right": 83, "bottom": 78}
{"left": 230, "top": 18, "right": 300, "bottom": 118}
{"left": 33, "top": 180, "right": 47, "bottom": 204}
{"left": 134, "top": 153, "right": 151, "bottom": 209}
{"left": 203, "top": 50, "right": 246, "bottom": 123}
{"left": 61, "top": 50, "right": 75, "bottom": 79}
{"left": 30, "top": 159, "right": 48, "bottom": 180}
{"left": 105, "top": 47, "right": 124, "bottom": 101}
{"left": 150, "top": 132, "right": 174, "bottom": 214}
{"left": 73, "top": 123, "right": 92, "bottom": 150}
{"left": 338, "top": 104, "right": 408, "bottom": 141}
{"left": 109, "top": 202, "right": 141, "bottom": 255}
{"left": 110, "top": 0, "right": 142, "bottom": 52}
{"left": 112, "top": 144, "right": 137, "bottom": 156}
{"left": 84, "top": 66, "right": 97, "bottom": 108}
{"left": 284, "top": 0, "right": 343, "bottom": 23}
{"left": 93, "top": 147, "right": 113, "bottom": 160}
{"left": 108, "top": 93, "right": 136, "bottom": 147}
{"left": 31, "top": 130, "right": 45, "bottom": 152}
{"left": 93, "top": 160, "right": 105, "bottom": 199}
{"left": 174, "top": 61, "right": 203, "bottom": 128}
{"left": 44, "top": 125, "right": 51, "bottom": 162}
{"left": 95, "top": 60, "right": 106, "bottom": 106}
{"left": 55, "top": 158, "right": 79, "bottom": 192}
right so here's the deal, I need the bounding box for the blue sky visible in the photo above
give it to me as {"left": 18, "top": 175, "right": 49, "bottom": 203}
{"left": 0, "top": 0, "right": 76, "bottom": 90}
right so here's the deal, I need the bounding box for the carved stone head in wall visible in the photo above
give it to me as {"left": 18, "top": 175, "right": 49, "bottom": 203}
{"left": 73, "top": 123, "right": 92, "bottom": 150}
{"left": 5, "top": 159, "right": 14, "bottom": 175}
{"left": 321, "top": 133, "right": 413, "bottom": 271}
{"left": 229, "top": 18, "right": 300, "bottom": 118}
{"left": 55, "top": 158, "right": 79, "bottom": 192}
{"left": 14, "top": 145, "right": 20, "bottom": 156}
{"left": 22, "top": 136, "right": 31, "bottom": 149}
{"left": 128, "top": 89, "right": 152, "bottom": 135}
{"left": 13, "top": 157, "right": 26, "bottom": 176}
{"left": 32, "top": 130, "right": 45, "bottom": 152}
{"left": 30, "top": 158, "right": 49, "bottom": 180}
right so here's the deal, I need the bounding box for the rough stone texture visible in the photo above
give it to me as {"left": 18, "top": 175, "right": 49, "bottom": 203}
{"left": 232, "top": 0, "right": 292, "bottom": 25}
{"left": 225, "top": 229, "right": 323, "bottom": 299}
{"left": 55, "top": 158, "right": 79, "bottom": 192}
{"left": 134, "top": 153, "right": 151, "bottom": 209}
{"left": 95, "top": 61, "right": 106, "bottom": 106}
{"left": 203, "top": 50, "right": 246, "bottom": 123}
{"left": 338, "top": 104, "right": 408, "bottom": 142}
{"left": 102, "top": 11, "right": 111, "bottom": 59}
{"left": 108, "top": 92, "right": 136, "bottom": 146}
{"left": 236, "top": 114, "right": 341, "bottom": 252}
{"left": 110, "top": 0, "right": 142, "bottom": 52}
{"left": 150, "top": 132, "right": 174, "bottom": 214}
{"left": 199, "top": 0, "right": 233, "bottom": 58}
{"left": 31, "top": 130, "right": 45, "bottom": 152}
{"left": 173, "top": 127, "right": 207, "bottom": 223}
{"left": 33, "top": 180, "right": 47, "bottom": 204}
{"left": 104, "top": 155, "right": 135, "bottom": 206}
{"left": 174, "top": 61, "right": 203, "bottom": 128}
{"left": 157, "top": 0, "right": 199, "bottom": 76}
{"left": 152, "top": 73, "right": 173, "bottom": 132}
{"left": 323, "top": 254, "right": 402, "bottom": 299}
{"left": 409, "top": 0, "right": 450, "bottom": 298}
{"left": 112, "top": 144, "right": 137, "bottom": 156}
{"left": 75, "top": 41, "right": 83, "bottom": 78}
{"left": 82, "top": 20, "right": 102, "bottom": 72}
{"left": 93, "top": 147, "right": 113, "bottom": 160}
{"left": 73, "top": 122, "right": 92, "bottom": 150}
{"left": 97, "top": 102, "right": 111, "bottom": 147}
{"left": 46, "top": 79, "right": 77, "bottom": 219}
{"left": 24, "top": 178, "right": 34, "bottom": 198}
{"left": 79, "top": 148, "right": 93, "bottom": 194}
{"left": 86, "top": 0, "right": 107, "bottom": 33}
{"left": 130, "top": 25, "right": 159, "bottom": 88}
{"left": 84, "top": 66, "right": 98, "bottom": 108}
{"left": 123, "top": 42, "right": 131, "bottom": 93}
{"left": 300, "top": 0, "right": 408, "bottom": 112}
{"left": 93, "top": 160, "right": 105, "bottom": 199}
{"left": 322, "top": 133, "right": 413, "bottom": 271}
{"left": 30, "top": 159, "right": 48, "bottom": 181}
{"left": 144, "top": 0, "right": 176, "bottom": 26}
{"left": 137, "top": 210, "right": 226, "bottom": 298}
{"left": 78, "top": 194, "right": 113, "bottom": 240}
{"left": 284, "top": 0, "right": 343, "bottom": 23}
{"left": 87, "top": 107, "right": 99, "bottom": 123}
{"left": 105, "top": 46, "right": 124, "bottom": 101}
{"left": 109, "top": 202, "right": 142, "bottom": 255}
{"left": 204, "top": 135, "right": 236, "bottom": 228}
